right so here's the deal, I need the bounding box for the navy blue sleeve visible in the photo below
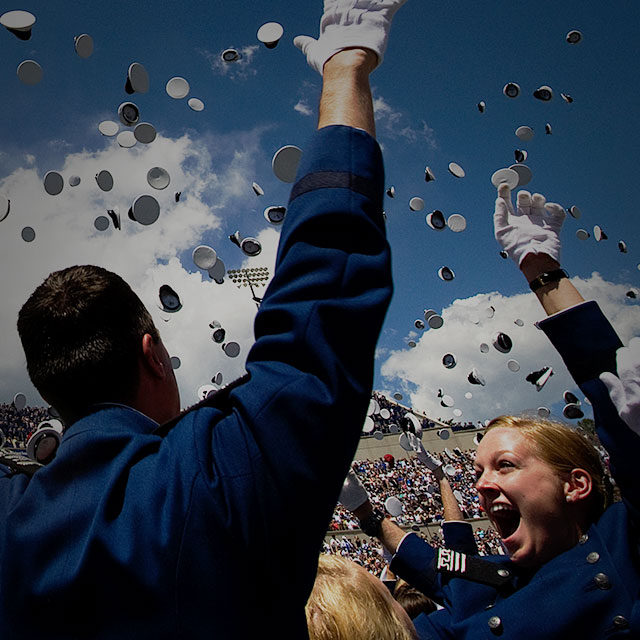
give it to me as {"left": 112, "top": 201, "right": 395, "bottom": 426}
{"left": 442, "top": 521, "right": 479, "bottom": 556}
{"left": 539, "top": 301, "right": 640, "bottom": 519}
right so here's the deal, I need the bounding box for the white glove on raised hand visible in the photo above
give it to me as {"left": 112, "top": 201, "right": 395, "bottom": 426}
{"left": 408, "top": 435, "right": 444, "bottom": 479}
{"left": 294, "top": 0, "right": 409, "bottom": 75}
{"left": 494, "top": 183, "right": 566, "bottom": 267}
{"left": 600, "top": 337, "right": 640, "bottom": 435}
{"left": 339, "top": 469, "right": 370, "bottom": 511}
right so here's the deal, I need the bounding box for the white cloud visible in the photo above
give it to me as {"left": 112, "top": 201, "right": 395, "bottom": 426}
{"left": 373, "top": 94, "right": 437, "bottom": 147}
{"left": 0, "top": 129, "right": 281, "bottom": 410}
{"left": 294, "top": 100, "right": 313, "bottom": 117}
{"left": 380, "top": 274, "right": 639, "bottom": 423}
{"left": 200, "top": 45, "right": 259, "bottom": 80}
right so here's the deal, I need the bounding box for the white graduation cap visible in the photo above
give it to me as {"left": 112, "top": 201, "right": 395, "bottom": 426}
{"left": 515, "top": 126, "right": 534, "bottom": 142}
{"left": 208, "top": 258, "right": 226, "bottom": 284}
{"left": 448, "top": 162, "right": 465, "bottom": 178}
{"left": 465, "top": 392, "right": 473, "bottom": 399}
{"left": 479, "top": 343, "right": 489, "bottom": 353}
{"left": 447, "top": 213, "right": 466, "bottom": 233}
{"left": 514, "top": 318, "right": 524, "bottom": 327}
{"left": 95, "top": 170, "right": 114, "bottom": 192}
{"left": 507, "top": 359, "right": 520, "bottom": 372}
{"left": 440, "top": 395, "right": 454, "bottom": 408}
{"left": 568, "top": 205, "right": 581, "bottom": 219}
{"left": 491, "top": 168, "right": 519, "bottom": 190}
{"left": 442, "top": 353, "right": 456, "bottom": 369}
{"left": 106, "top": 209, "right": 121, "bottom": 230}
{"left": 626, "top": 290, "right": 637, "bottom": 299}
{"left": 473, "top": 432, "right": 483, "bottom": 445}
{"left": 27, "top": 422, "right": 62, "bottom": 464}
{"left": 12, "top": 392, "right": 27, "bottom": 411}
{"left": 576, "top": 229, "right": 590, "bottom": 240}
{"left": 618, "top": 241, "right": 628, "bottom": 254}
{"left": 159, "top": 284, "right": 182, "bottom": 312}
{"left": 427, "top": 314, "right": 444, "bottom": 329}
{"left": 134, "top": 123, "right": 157, "bottom": 144}
{"left": 385, "top": 496, "right": 403, "bottom": 517}
{"left": 188, "top": 98, "right": 205, "bottom": 112}
{"left": 222, "top": 342, "right": 240, "bottom": 358}
{"left": 407, "top": 340, "right": 417, "bottom": 348}
{"left": 386, "top": 186, "right": 396, "bottom": 198}
{"left": 118, "top": 102, "right": 140, "bottom": 126}
{"left": 166, "top": 76, "right": 190, "bottom": 99}
{"left": 468, "top": 368, "right": 486, "bottom": 386}
{"left": 563, "top": 403, "right": 584, "bottom": 420}
{"left": 438, "top": 266, "right": 455, "bottom": 282}
{"left": 414, "top": 319, "right": 425, "bottom": 330}
{"left": 561, "top": 93, "right": 574, "bottom": 103}
{"left": 503, "top": 82, "right": 520, "bottom": 98}
{"left": 537, "top": 407, "right": 551, "bottom": 418}
{"left": 545, "top": 123, "right": 553, "bottom": 135}
{"left": 170, "top": 356, "right": 181, "bottom": 370}
{"left": 398, "top": 432, "right": 411, "bottom": 451}
{"left": 257, "top": 22, "right": 284, "bottom": 48}
{"left": 1, "top": 10, "right": 35, "bottom": 40}
{"left": 453, "top": 408, "right": 463, "bottom": 417}
{"left": 566, "top": 30, "right": 582, "bottom": 44}
{"left": 424, "top": 166, "right": 436, "bottom": 182}
{"left": 403, "top": 412, "right": 423, "bottom": 438}
{"left": 252, "top": 182, "right": 265, "bottom": 196}
{"left": 533, "top": 85, "right": 553, "bottom": 101}
{"left": 380, "top": 408, "right": 391, "bottom": 420}
{"left": 373, "top": 430, "right": 384, "bottom": 440}
{"left": 477, "top": 101, "right": 486, "bottom": 113}
{"left": 211, "top": 325, "right": 226, "bottom": 343}
{"left": 593, "top": 225, "right": 608, "bottom": 242}
{"left": 514, "top": 149, "right": 528, "bottom": 163}
{"left": 221, "top": 48, "right": 241, "bottom": 62}
{"left": 426, "top": 209, "right": 446, "bottom": 230}
{"left": 509, "top": 164, "right": 532, "bottom": 187}
{"left": 409, "top": 196, "right": 425, "bottom": 212}
{"left": 126, "top": 62, "right": 149, "bottom": 94}
{"left": 272, "top": 145, "right": 302, "bottom": 183}
{"left": 229, "top": 231, "right": 262, "bottom": 257}
{"left": 264, "top": 205, "right": 286, "bottom": 224}
{"left": 98, "top": 120, "right": 119, "bottom": 137}
{"left": 212, "top": 371, "right": 223, "bottom": 385}
{"left": 17, "top": 60, "right": 42, "bottom": 85}
{"left": 439, "top": 431, "right": 452, "bottom": 443}
{"left": 198, "top": 384, "right": 217, "bottom": 401}
{"left": 526, "top": 366, "right": 553, "bottom": 391}
{"left": 117, "top": 130, "right": 137, "bottom": 148}
{"left": 93, "top": 215, "right": 110, "bottom": 231}
{"left": 368, "top": 397, "right": 380, "bottom": 415}
{"left": 393, "top": 392, "right": 403, "bottom": 401}
{"left": 192, "top": 245, "right": 217, "bottom": 270}
{"left": 363, "top": 416, "right": 375, "bottom": 434}
{"left": 74, "top": 34, "right": 94, "bottom": 58}
{"left": 0, "top": 195, "right": 10, "bottom": 222}
{"left": 129, "top": 195, "right": 160, "bottom": 225}
{"left": 563, "top": 390, "right": 580, "bottom": 405}
{"left": 69, "top": 175, "right": 81, "bottom": 187}
{"left": 147, "top": 167, "right": 170, "bottom": 190}
{"left": 485, "top": 306, "right": 495, "bottom": 319}
{"left": 492, "top": 332, "right": 513, "bottom": 354}
{"left": 44, "top": 171, "right": 64, "bottom": 196}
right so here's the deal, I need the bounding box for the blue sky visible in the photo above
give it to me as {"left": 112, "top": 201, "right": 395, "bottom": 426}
{"left": 1, "top": 0, "right": 638, "bottom": 424}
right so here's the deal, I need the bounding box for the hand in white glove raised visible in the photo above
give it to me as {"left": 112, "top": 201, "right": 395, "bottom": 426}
{"left": 408, "top": 434, "right": 444, "bottom": 480}
{"left": 339, "top": 468, "right": 370, "bottom": 511}
{"left": 494, "top": 183, "right": 566, "bottom": 267}
{"left": 294, "top": 0, "right": 408, "bottom": 75}
{"left": 600, "top": 337, "right": 640, "bottom": 435}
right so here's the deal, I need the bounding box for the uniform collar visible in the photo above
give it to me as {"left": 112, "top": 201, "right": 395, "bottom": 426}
{"left": 61, "top": 403, "right": 159, "bottom": 441}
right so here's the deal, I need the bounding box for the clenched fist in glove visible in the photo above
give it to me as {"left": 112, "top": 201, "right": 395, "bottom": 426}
{"left": 294, "top": 0, "right": 409, "bottom": 75}
{"left": 494, "top": 183, "right": 566, "bottom": 267}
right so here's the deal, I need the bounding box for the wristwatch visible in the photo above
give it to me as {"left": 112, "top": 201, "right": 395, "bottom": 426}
{"left": 359, "top": 507, "right": 386, "bottom": 538}
{"left": 529, "top": 268, "right": 568, "bottom": 292}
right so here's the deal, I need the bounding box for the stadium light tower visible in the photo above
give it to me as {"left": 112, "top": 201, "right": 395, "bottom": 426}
{"left": 226, "top": 267, "right": 271, "bottom": 307}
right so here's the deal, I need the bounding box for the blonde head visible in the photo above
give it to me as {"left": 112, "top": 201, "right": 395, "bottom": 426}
{"left": 306, "top": 555, "right": 416, "bottom": 640}
{"left": 485, "top": 415, "right": 610, "bottom": 523}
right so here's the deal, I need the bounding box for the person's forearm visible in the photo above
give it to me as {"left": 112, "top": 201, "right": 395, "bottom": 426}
{"left": 318, "top": 48, "right": 377, "bottom": 137}
{"left": 520, "top": 254, "right": 585, "bottom": 316}
{"left": 353, "top": 498, "right": 408, "bottom": 554}
{"left": 439, "top": 477, "right": 465, "bottom": 521}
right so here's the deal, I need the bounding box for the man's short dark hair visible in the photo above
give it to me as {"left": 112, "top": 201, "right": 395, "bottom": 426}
{"left": 17, "top": 265, "right": 159, "bottom": 422}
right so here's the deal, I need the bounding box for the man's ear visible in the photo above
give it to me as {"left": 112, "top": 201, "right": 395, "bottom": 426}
{"left": 564, "top": 468, "right": 593, "bottom": 503}
{"left": 141, "top": 333, "right": 167, "bottom": 380}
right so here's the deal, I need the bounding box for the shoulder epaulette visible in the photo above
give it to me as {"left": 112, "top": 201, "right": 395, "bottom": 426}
{"left": 0, "top": 448, "right": 43, "bottom": 477}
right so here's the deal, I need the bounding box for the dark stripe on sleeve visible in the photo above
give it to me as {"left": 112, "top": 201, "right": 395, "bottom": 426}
{"left": 289, "top": 171, "right": 378, "bottom": 204}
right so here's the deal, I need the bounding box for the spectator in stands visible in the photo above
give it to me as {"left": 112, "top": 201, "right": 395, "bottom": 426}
{"left": 306, "top": 554, "right": 417, "bottom": 640}
{"left": 0, "top": 1, "right": 404, "bottom": 637}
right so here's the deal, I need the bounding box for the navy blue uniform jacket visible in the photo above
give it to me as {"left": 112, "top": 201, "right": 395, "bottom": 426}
{"left": 0, "top": 125, "right": 392, "bottom": 639}
{"left": 392, "top": 302, "right": 640, "bottom": 639}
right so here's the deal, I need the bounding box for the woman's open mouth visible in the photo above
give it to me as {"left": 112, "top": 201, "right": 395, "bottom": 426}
{"left": 490, "top": 503, "right": 521, "bottom": 540}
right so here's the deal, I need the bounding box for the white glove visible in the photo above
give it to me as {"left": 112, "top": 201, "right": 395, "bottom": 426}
{"left": 294, "top": 0, "right": 408, "bottom": 75}
{"left": 494, "top": 184, "right": 566, "bottom": 267}
{"left": 339, "top": 469, "right": 370, "bottom": 511}
{"left": 599, "top": 337, "right": 640, "bottom": 435}
{"left": 409, "top": 435, "right": 444, "bottom": 479}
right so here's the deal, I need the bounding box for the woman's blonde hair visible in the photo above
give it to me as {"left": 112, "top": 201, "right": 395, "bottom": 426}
{"left": 486, "top": 415, "right": 610, "bottom": 523}
{"left": 306, "top": 555, "right": 415, "bottom": 640}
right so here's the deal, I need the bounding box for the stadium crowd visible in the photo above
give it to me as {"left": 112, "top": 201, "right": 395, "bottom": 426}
{"left": 0, "top": 403, "right": 49, "bottom": 449}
